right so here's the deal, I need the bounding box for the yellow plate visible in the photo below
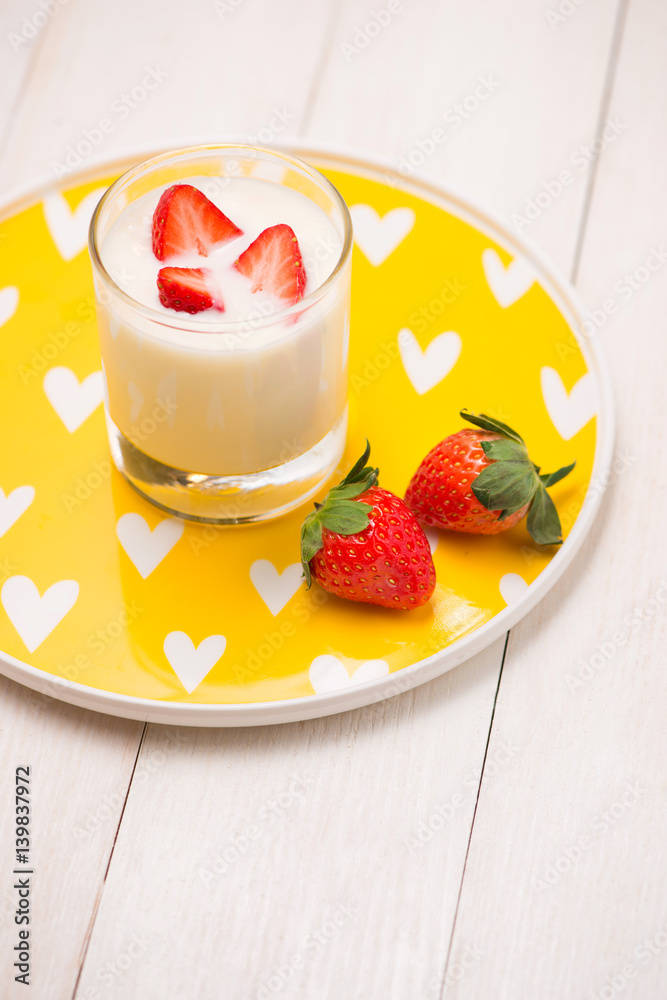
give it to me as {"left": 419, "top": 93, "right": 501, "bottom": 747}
{"left": 0, "top": 145, "right": 613, "bottom": 725}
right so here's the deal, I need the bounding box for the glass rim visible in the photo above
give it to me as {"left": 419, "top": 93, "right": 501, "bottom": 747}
{"left": 88, "top": 143, "right": 353, "bottom": 333}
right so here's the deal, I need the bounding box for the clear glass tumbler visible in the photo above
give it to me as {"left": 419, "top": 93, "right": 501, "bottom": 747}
{"left": 89, "top": 144, "right": 352, "bottom": 523}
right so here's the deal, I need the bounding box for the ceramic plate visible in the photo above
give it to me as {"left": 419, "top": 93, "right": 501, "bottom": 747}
{"left": 0, "top": 144, "right": 613, "bottom": 725}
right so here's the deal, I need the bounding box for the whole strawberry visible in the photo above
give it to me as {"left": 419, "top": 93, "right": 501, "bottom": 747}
{"left": 405, "top": 411, "right": 575, "bottom": 545}
{"left": 301, "top": 443, "right": 436, "bottom": 610}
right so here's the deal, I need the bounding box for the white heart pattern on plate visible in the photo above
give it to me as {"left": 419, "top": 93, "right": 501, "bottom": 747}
{"left": 541, "top": 367, "right": 597, "bottom": 440}
{"left": 398, "top": 327, "right": 462, "bottom": 395}
{"left": 499, "top": 573, "right": 529, "bottom": 606}
{"left": 43, "top": 367, "right": 104, "bottom": 433}
{"left": 350, "top": 205, "right": 415, "bottom": 267}
{"left": 163, "top": 632, "right": 226, "bottom": 694}
{"left": 482, "top": 248, "right": 536, "bottom": 307}
{"left": 0, "top": 485, "right": 35, "bottom": 539}
{"left": 250, "top": 559, "right": 303, "bottom": 616}
{"left": 309, "top": 654, "right": 389, "bottom": 695}
{"left": 0, "top": 286, "right": 19, "bottom": 328}
{"left": 42, "top": 188, "right": 107, "bottom": 261}
{"left": 1, "top": 575, "right": 79, "bottom": 653}
{"left": 116, "top": 513, "right": 184, "bottom": 579}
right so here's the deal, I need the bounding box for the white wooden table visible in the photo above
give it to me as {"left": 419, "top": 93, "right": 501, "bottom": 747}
{"left": 1, "top": 0, "right": 666, "bottom": 996}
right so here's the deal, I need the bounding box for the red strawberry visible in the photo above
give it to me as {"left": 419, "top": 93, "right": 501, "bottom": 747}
{"left": 157, "top": 267, "right": 223, "bottom": 314}
{"left": 405, "top": 411, "right": 575, "bottom": 545}
{"left": 234, "top": 224, "right": 306, "bottom": 304}
{"left": 301, "top": 443, "right": 436, "bottom": 610}
{"left": 152, "top": 184, "right": 242, "bottom": 260}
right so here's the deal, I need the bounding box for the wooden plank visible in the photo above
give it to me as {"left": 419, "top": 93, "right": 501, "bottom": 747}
{"left": 445, "top": 2, "right": 667, "bottom": 996}
{"left": 74, "top": 642, "right": 505, "bottom": 1000}
{"left": 0, "top": 676, "right": 143, "bottom": 999}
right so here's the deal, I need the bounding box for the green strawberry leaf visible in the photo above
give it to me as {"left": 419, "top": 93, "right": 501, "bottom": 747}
{"left": 300, "top": 443, "right": 379, "bottom": 585}
{"left": 319, "top": 500, "right": 374, "bottom": 534}
{"left": 342, "top": 440, "right": 371, "bottom": 480}
{"left": 540, "top": 461, "right": 576, "bottom": 488}
{"left": 460, "top": 409, "right": 525, "bottom": 445}
{"left": 462, "top": 410, "right": 575, "bottom": 545}
{"left": 526, "top": 483, "right": 565, "bottom": 545}
{"left": 300, "top": 518, "right": 323, "bottom": 586}
{"left": 472, "top": 460, "right": 537, "bottom": 515}
{"left": 479, "top": 437, "right": 528, "bottom": 464}
{"left": 335, "top": 439, "right": 378, "bottom": 490}
{"left": 328, "top": 480, "right": 374, "bottom": 502}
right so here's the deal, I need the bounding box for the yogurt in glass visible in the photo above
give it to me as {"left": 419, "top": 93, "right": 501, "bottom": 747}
{"left": 89, "top": 145, "right": 352, "bottom": 523}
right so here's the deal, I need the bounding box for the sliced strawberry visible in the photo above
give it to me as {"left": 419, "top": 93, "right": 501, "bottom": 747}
{"left": 152, "top": 184, "right": 243, "bottom": 261}
{"left": 157, "top": 267, "right": 224, "bottom": 314}
{"left": 234, "top": 224, "right": 306, "bottom": 304}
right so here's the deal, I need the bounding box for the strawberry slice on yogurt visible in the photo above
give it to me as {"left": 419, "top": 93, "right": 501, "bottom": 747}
{"left": 234, "top": 223, "right": 306, "bottom": 304}
{"left": 152, "top": 184, "right": 243, "bottom": 260}
{"left": 157, "top": 267, "right": 224, "bottom": 314}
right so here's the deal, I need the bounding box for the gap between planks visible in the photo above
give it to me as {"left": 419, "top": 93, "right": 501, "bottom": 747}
{"left": 570, "top": 0, "right": 631, "bottom": 285}
{"left": 69, "top": 722, "right": 148, "bottom": 1000}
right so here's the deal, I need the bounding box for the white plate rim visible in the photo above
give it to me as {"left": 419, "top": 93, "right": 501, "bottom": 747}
{"left": 0, "top": 138, "right": 615, "bottom": 726}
